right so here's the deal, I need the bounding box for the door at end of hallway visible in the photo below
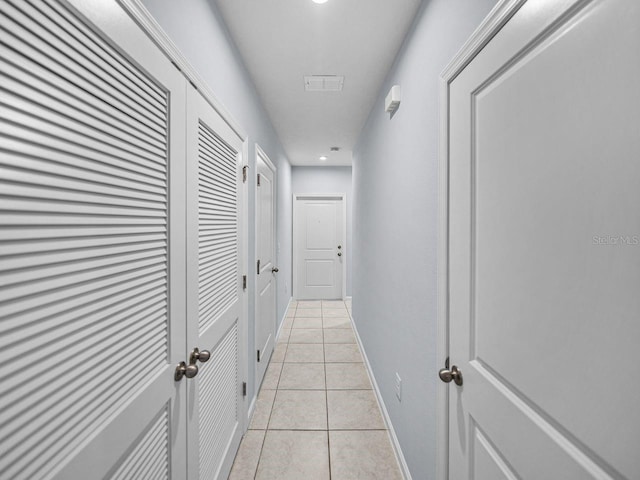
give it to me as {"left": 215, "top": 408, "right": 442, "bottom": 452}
{"left": 293, "top": 195, "right": 345, "bottom": 300}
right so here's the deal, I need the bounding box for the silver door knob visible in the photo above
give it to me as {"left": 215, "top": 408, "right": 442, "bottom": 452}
{"left": 175, "top": 361, "right": 198, "bottom": 381}
{"left": 439, "top": 365, "right": 463, "bottom": 386}
{"left": 272, "top": 267, "right": 279, "bottom": 273}
{"left": 190, "top": 347, "right": 211, "bottom": 365}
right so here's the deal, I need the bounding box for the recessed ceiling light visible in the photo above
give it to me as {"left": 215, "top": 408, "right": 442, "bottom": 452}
{"left": 319, "top": 156, "right": 328, "bottom": 161}
{"left": 312, "top": 0, "right": 328, "bottom": 4}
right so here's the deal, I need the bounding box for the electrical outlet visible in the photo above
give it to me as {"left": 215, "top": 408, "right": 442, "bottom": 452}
{"left": 395, "top": 372, "right": 402, "bottom": 401}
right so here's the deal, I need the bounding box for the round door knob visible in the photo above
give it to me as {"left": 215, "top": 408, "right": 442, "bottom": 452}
{"left": 175, "top": 361, "right": 199, "bottom": 381}
{"left": 272, "top": 267, "right": 279, "bottom": 273}
{"left": 438, "top": 365, "right": 463, "bottom": 386}
{"left": 190, "top": 347, "right": 211, "bottom": 364}
{"left": 337, "top": 252, "right": 342, "bottom": 257}
{"left": 185, "top": 363, "right": 199, "bottom": 378}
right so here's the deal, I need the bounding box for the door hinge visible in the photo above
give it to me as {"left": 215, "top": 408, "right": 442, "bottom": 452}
{"left": 257, "top": 259, "right": 261, "bottom": 274}
{"left": 242, "top": 165, "right": 249, "bottom": 183}
{"left": 257, "top": 350, "right": 261, "bottom": 362}
{"left": 242, "top": 381, "right": 247, "bottom": 397}
{"left": 257, "top": 173, "right": 261, "bottom": 186}
{"left": 243, "top": 274, "right": 247, "bottom": 290}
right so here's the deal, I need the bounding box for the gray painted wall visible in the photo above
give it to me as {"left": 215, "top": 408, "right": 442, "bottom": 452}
{"left": 142, "top": 0, "right": 293, "bottom": 402}
{"left": 291, "top": 166, "right": 353, "bottom": 297}
{"left": 352, "top": 0, "right": 497, "bottom": 478}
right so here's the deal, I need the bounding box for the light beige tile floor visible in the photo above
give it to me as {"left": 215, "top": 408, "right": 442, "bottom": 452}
{"left": 228, "top": 300, "right": 403, "bottom": 480}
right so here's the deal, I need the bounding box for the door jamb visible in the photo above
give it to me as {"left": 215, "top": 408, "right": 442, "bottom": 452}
{"left": 292, "top": 193, "right": 347, "bottom": 300}
{"left": 436, "top": 1, "right": 528, "bottom": 479}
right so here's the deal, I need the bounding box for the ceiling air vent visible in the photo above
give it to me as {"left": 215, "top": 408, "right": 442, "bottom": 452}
{"left": 304, "top": 75, "right": 344, "bottom": 92}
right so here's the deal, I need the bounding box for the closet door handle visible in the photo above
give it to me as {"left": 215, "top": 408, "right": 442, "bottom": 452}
{"left": 190, "top": 347, "right": 211, "bottom": 365}
{"left": 174, "top": 361, "right": 198, "bottom": 381}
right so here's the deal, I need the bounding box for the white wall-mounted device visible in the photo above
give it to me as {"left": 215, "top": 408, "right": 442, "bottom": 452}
{"left": 385, "top": 85, "right": 401, "bottom": 115}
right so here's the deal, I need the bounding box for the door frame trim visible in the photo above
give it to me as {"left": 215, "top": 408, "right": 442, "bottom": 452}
{"left": 436, "top": 1, "right": 528, "bottom": 479}
{"left": 292, "top": 193, "right": 347, "bottom": 300}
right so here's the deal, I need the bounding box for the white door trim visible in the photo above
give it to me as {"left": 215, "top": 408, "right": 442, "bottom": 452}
{"left": 293, "top": 193, "right": 347, "bottom": 300}
{"left": 436, "top": 1, "right": 527, "bottom": 479}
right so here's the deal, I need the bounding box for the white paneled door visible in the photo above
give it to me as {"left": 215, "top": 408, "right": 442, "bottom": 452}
{"left": 255, "top": 146, "right": 276, "bottom": 386}
{"left": 0, "top": 0, "right": 187, "bottom": 478}
{"left": 444, "top": 0, "right": 640, "bottom": 478}
{"left": 186, "top": 87, "right": 246, "bottom": 480}
{"left": 0, "top": 1, "right": 247, "bottom": 479}
{"left": 293, "top": 196, "right": 344, "bottom": 300}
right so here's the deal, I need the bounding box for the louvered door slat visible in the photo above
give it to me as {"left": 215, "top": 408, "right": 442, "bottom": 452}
{"left": 108, "top": 408, "right": 169, "bottom": 480}
{"left": 0, "top": 285, "right": 166, "bottom": 365}
{"left": 26, "top": 0, "right": 167, "bottom": 116}
{"left": 0, "top": 117, "right": 167, "bottom": 181}
{"left": 1, "top": 1, "right": 167, "bottom": 128}
{"left": 198, "top": 159, "right": 237, "bottom": 187}
{"left": 198, "top": 195, "right": 238, "bottom": 213}
{"left": 1, "top": 242, "right": 166, "bottom": 282}
{"left": 0, "top": 270, "right": 167, "bottom": 332}
{"left": 0, "top": 136, "right": 167, "bottom": 188}
{"left": 0, "top": 53, "right": 165, "bottom": 146}
{"left": 2, "top": 96, "right": 167, "bottom": 168}
{"left": 0, "top": 226, "right": 165, "bottom": 242}
{"left": 197, "top": 126, "right": 238, "bottom": 163}
{"left": 199, "top": 324, "right": 238, "bottom": 480}
{"left": 197, "top": 122, "right": 238, "bottom": 333}
{"left": 1, "top": 163, "right": 166, "bottom": 203}
{"left": 2, "top": 72, "right": 167, "bottom": 155}
{"left": 198, "top": 170, "right": 237, "bottom": 199}
{"left": 0, "top": 32, "right": 165, "bottom": 138}
{"left": 1, "top": 233, "right": 166, "bottom": 256}
{"left": 0, "top": 0, "right": 178, "bottom": 477}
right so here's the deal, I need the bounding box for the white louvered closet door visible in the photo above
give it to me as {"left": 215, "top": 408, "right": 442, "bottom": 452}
{"left": 185, "top": 87, "right": 245, "bottom": 480}
{"left": 0, "top": 1, "right": 188, "bottom": 479}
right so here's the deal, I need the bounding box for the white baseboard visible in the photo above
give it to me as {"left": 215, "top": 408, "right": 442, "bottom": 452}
{"left": 277, "top": 296, "right": 294, "bottom": 338}
{"left": 246, "top": 394, "right": 257, "bottom": 427}
{"left": 351, "top": 315, "right": 413, "bottom": 480}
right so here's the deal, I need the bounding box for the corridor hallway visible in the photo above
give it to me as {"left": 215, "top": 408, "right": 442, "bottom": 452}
{"left": 228, "top": 300, "right": 402, "bottom": 479}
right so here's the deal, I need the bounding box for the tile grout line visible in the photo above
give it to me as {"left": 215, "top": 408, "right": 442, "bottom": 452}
{"left": 323, "top": 302, "right": 331, "bottom": 480}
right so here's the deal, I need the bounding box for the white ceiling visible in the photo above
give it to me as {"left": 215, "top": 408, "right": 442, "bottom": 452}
{"left": 215, "top": 0, "right": 423, "bottom": 166}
